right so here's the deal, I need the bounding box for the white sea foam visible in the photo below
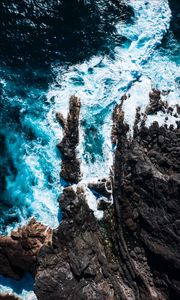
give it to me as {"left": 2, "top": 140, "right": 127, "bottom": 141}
{"left": 0, "top": 274, "right": 37, "bottom": 300}
{"left": 47, "top": 0, "right": 177, "bottom": 186}
{"left": 1, "top": 0, "right": 179, "bottom": 297}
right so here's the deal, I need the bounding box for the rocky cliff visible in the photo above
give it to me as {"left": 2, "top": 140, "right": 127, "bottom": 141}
{"left": 0, "top": 91, "right": 179, "bottom": 300}
{"left": 34, "top": 92, "right": 180, "bottom": 299}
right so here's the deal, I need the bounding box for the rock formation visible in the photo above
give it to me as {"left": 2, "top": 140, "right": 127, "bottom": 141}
{"left": 35, "top": 91, "right": 180, "bottom": 300}
{"left": 0, "top": 91, "right": 179, "bottom": 300}
{"left": 0, "top": 218, "right": 52, "bottom": 279}
{"left": 111, "top": 94, "right": 180, "bottom": 299}
{"left": 57, "top": 96, "right": 81, "bottom": 183}
{"left": 88, "top": 178, "right": 112, "bottom": 199}
{"left": 145, "top": 89, "right": 167, "bottom": 115}
{"left": 35, "top": 186, "right": 133, "bottom": 300}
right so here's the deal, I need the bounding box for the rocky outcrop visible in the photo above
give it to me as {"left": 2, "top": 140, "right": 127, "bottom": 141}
{"left": 88, "top": 178, "right": 112, "bottom": 199}
{"left": 145, "top": 89, "right": 167, "bottom": 115}
{"left": 111, "top": 99, "right": 180, "bottom": 299}
{"left": 0, "top": 90, "right": 179, "bottom": 300}
{"left": 34, "top": 91, "right": 180, "bottom": 300}
{"left": 35, "top": 186, "right": 133, "bottom": 300}
{"left": 0, "top": 218, "right": 52, "bottom": 279}
{"left": 57, "top": 96, "right": 81, "bottom": 183}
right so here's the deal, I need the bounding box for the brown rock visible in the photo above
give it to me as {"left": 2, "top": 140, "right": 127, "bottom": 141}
{"left": 0, "top": 295, "right": 20, "bottom": 300}
{"left": 0, "top": 218, "right": 52, "bottom": 279}
{"left": 56, "top": 112, "right": 66, "bottom": 128}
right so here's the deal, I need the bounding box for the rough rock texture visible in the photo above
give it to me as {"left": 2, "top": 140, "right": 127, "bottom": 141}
{"left": 57, "top": 96, "right": 81, "bottom": 183}
{"left": 35, "top": 186, "right": 133, "bottom": 300}
{"left": 145, "top": 89, "right": 167, "bottom": 115}
{"left": 0, "top": 91, "right": 179, "bottom": 300}
{"left": 88, "top": 178, "right": 112, "bottom": 199}
{"left": 111, "top": 100, "right": 180, "bottom": 300}
{"left": 0, "top": 218, "right": 52, "bottom": 279}
{"left": 34, "top": 91, "right": 180, "bottom": 300}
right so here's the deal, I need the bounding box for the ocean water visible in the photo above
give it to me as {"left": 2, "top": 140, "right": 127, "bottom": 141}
{"left": 0, "top": 69, "right": 60, "bottom": 234}
{"left": 0, "top": 0, "right": 179, "bottom": 298}
{"left": 48, "top": 0, "right": 179, "bottom": 181}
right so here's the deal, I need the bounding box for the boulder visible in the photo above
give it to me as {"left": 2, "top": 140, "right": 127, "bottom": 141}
{"left": 0, "top": 218, "right": 52, "bottom": 279}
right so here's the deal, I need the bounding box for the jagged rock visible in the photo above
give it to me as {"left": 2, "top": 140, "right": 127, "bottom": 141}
{"left": 112, "top": 102, "right": 180, "bottom": 299}
{"left": 1, "top": 91, "right": 178, "bottom": 300}
{"left": 35, "top": 186, "right": 133, "bottom": 300}
{"left": 145, "top": 89, "right": 167, "bottom": 115}
{"left": 111, "top": 100, "right": 129, "bottom": 145}
{"left": 57, "top": 96, "right": 81, "bottom": 183}
{"left": 88, "top": 178, "right": 112, "bottom": 199}
{"left": 0, "top": 218, "right": 52, "bottom": 279}
{"left": 97, "top": 197, "right": 112, "bottom": 211}
{"left": 56, "top": 112, "right": 66, "bottom": 129}
{"left": 176, "top": 104, "right": 180, "bottom": 115}
{"left": 35, "top": 95, "right": 180, "bottom": 300}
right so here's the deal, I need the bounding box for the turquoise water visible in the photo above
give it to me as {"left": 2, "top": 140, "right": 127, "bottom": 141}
{"left": 0, "top": 70, "right": 60, "bottom": 234}
{"left": 0, "top": 0, "right": 179, "bottom": 298}
{"left": 48, "top": 0, "right": 179, "bottom": 181}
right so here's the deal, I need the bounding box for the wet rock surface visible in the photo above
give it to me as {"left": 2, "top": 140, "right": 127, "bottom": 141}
{"left": 0, "top": 218, "right": 52, "bottom": 279}
{"left": 88, "top": 178, "right": 112, "bottom": 199}
{"left": 145, "top": 89, "right": 167, "bottom": 115}
{"left": 57, "top": 96, "right": 81, "bottom": 183}
{"left": 0, "top": 91, "right": 179, "bottom": 300}
{"left": 35, "top": 186, "right": 130, "bottom": 300}
{"left": 35, "top": 92, "right": 180, "bottom": 300}
{"left": 112, "top": 100, "right": 180, "bottom": 299}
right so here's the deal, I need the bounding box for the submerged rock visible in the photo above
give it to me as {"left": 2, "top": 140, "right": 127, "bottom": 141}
{"left": 0, "top": 218, "right": 52, "bottom": 279}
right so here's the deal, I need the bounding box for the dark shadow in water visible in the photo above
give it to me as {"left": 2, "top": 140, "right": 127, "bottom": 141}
{"left": 0, "top": 0, "right": 135, "bottom": 232}
{"left": 158, "top": 0, "right": 180, "bottom": 65}
{"left": 0, "top": 0, "right": 134, "bottom": 68}
{"left": 168, "top": 0, "right": 180, "bottom": 41}
{"left": 0, "top": 273, "right": 35, "bottom": 294}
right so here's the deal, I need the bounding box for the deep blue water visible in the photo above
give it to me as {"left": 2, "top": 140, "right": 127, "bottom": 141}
{"left": 0, "top": 0, "right": 179, "bottom": 298}
{"left": 0, "top": 0, "right": 135, "bottom": 234}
